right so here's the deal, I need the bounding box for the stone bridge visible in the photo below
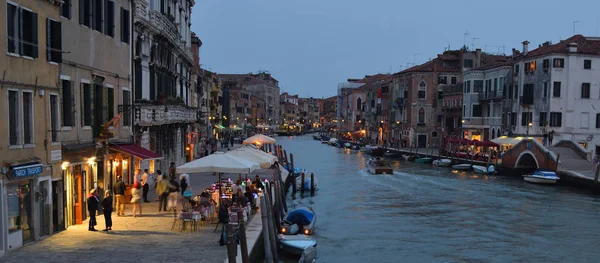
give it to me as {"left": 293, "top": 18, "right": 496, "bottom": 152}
{"left": 501, "top": 139, "right": 559, "bottom": 171}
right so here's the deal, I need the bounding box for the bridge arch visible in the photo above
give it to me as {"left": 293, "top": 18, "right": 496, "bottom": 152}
{"left": 514, "top": 150, "right": 540, "bottom": 169}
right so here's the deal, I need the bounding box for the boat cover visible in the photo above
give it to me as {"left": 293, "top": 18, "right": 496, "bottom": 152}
{"left": 286, "top": 209, "right": 314, "bottom": 226}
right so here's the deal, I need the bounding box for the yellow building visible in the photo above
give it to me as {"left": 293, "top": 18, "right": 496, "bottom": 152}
{"left": 0, "top": 0, "right": 62, "bottom": 253}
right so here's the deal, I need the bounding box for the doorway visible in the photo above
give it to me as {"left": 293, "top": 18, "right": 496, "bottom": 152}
{"left": 74, "top": 171, "right": 83, "bottom": 225}
{"left": 38, "top": 179, "right": 51, "bottom": 237}
{"left": 418, "top": 134, "right": 427, "bottom": 148}
{"left": 52, "top": 180, "right": 64, "bottom": 232}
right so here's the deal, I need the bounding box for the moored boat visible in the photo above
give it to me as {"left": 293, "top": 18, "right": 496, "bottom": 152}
{"left": 523, "top": 169, "right": 559, "bottom": 184}
{"left": 281, "top": 206, "right": 316, "bottom": 235}
{"left": 278, "top": 234, "right": 317, "bottom": 255}
{"left": 451, "top": 164, "right": 472, "bottom": 170}
{"left": 384, "top": 151, "right": 400, "bottom": 157}
{"left": 366, "top": 157, "right": 393, "bottom": 174}
{"left": 473, "top": 165, "right": 496, "bottom": 174}
{"left": 296, "top": 173, "right": 319, "bottom": 191}
{"left": 414, "top": 157, "right": 433, "bottom": 163}
{"left": 433, "top": 158, "right": 452, "bottom": 167}
{"left": 312, "top": 135, "right": 321, "bottom": 140}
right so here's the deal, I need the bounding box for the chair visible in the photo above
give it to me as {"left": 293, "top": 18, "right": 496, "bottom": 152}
{"left": 180, "top": 211, "right": 198, "bottom": 233}
{"left": 170, "top": 207, "right": 180, "bottom": 231}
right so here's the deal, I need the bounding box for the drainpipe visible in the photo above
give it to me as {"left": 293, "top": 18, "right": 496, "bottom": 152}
{"left": 131, "top": 0, "right": 136, "bottom": 145}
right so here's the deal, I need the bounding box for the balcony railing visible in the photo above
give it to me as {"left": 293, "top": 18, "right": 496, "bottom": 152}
{"left": 462, "top": 117, "right": 502, "bottom": 127}
{"left": 441, "top": 85, "right": 463, "bottom": 95}
{"left": 478, "top": 91, "right": 504, "bottom": 101}
{"left": 134, "top": 103, "right": 201, "bottom": 126}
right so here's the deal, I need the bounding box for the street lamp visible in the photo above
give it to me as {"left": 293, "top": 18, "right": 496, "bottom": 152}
{"left": 527, "top": 122, "right": 532, "bottom": 136}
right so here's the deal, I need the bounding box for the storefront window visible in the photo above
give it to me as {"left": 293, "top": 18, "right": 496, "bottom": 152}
{"left": 6, "top": 182, "right": 33, "bottom": 242}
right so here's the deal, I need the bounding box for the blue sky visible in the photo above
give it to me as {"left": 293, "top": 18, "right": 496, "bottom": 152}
{"left": 192, "top": 0, "right": 600, "bottom": 98}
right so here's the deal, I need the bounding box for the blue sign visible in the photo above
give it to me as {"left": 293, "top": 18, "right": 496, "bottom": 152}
{"left": 527, "top": 141, "right": 533, "bottom": 149}
{"left": 12, "top": 163, "right": 43, "bottom": 178}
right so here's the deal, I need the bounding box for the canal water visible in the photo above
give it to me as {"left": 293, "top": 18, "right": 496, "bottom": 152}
{"left": 278, "top": 135, "right": 600, "bottom": 263}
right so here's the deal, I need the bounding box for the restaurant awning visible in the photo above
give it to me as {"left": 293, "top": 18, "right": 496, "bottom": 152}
{"left": 109, "top": 144, "right": 163, "bottom": 160}
{"left": 491, "top": 136, "right": 536, "bottom": 145}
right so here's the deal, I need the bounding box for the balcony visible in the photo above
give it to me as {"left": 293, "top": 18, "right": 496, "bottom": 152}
{"left": 462, "top": 117, "right": 502, "bottom": 127}
{"left": 478, "top": 91, "right": 504, "bottom": 101}
{"left": 441, "top": 85, "right": 463, "bottom": 95}
{"left": 441, "top": 105, "right": 461, "bottom": 112}
{"left": 134, "top": 103, "right": 201, "bottom": 126}
{"left": 145, "top": 11, "right": 193, "bottom": 62}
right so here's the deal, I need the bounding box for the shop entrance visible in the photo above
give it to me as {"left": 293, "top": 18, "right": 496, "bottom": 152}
{"left": 38, "top": 178, "right": 50, "bottom": 237}
{"left": 74, "top": 169, "right": 83, "bottom": 225}
{"left": 52, "top": 180, "right": 64, "bottom": 232}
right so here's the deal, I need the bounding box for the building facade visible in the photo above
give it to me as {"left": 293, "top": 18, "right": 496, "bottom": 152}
{"left": 280, "top": 92, "right": 300, "bottom": 132}
{"left": 508, "top": 36, "right": 600, "bottom": 156}
{"left": 1, "top": 0, "right": 62, "bottom": 252}
{"left": 133, "top": 0, "right": 201, "bottom": 172}
{"left": 462, "top": 61, "right": 511, "bottom": 141}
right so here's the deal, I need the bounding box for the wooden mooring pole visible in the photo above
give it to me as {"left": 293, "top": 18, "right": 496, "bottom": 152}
{"left": 226, "top": 224, "right": 236, "bottom": 263}
{"left": 260, "top": 195, "right": 273, "bottom": 263}
{"left": 301, "top": 172, "right": 306, "bottom": 194}
{"left": 310, "top": 173, "right": 315, "bottom": 195}
{"left": 290, "top": 154, "right": 297, "bottom": 194}
{"left": 238, "top": 210, "right": 250, "bottom": 263}
{"left": 265, "top": 184, "right": 280, "bottom": 262}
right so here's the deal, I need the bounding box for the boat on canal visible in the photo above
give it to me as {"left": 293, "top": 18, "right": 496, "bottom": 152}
{"left": 384, "top": 150, "right": 400, "bottom": 157}
{"left": 523, "top": 169, "right": 560, "bottom": 185}
{"left": 296, "top": 173, "right": 319, "bottom": 191}
{"left": 279, "top": 206, "right": 318, "bottom": 255}
{"left": 414, "top": 157, "right": 433, "bottom": 163}
{"left": 451, "top": 164, "right": 472, "bottom": 170}
{"left": 432, "top": 158, "right": 452, "bottom": 167}
{"left": 367, "top": 157, "right": 393, "bottom": 174}
{"left": 472, "top": 165, "right": 496, "bottom": 175}
{"left": 278, "top": 234, "right": 317, "bottom": 256}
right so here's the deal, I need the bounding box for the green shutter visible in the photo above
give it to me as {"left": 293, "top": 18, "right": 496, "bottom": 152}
{"left": 103, "top": 86, "right": 109, "bottom": 123}
{"left": 31, "top": 12, "right": 38, "bottom": 58}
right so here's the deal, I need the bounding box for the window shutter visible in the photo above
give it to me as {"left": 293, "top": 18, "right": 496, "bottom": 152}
{"left": 79, "top": 0, "right": 84, "bottom": 24}
{"left": 81, "top": 83, "right": 85, "bottom": 126}
{"left": 31, "top": 12, "right": 38, "bottom": 58}
{"left": 19, "top": 9, "right": 24, "bottom": 55}
{"left": 46, "top": 19, "right": 51, "bottom": 61}
{"left": 71, "top": 81, "right": 76, "bottom": 126}
{"left": 120, "top": 8, "right": 124, "bottom": 42}
{"left": 103, "top": 86, "right": 109, "bottom": 123}
{"left": 52, "top": 20, "right": 62, "bottom": 63}
{"left": 90, "top": 84, "right": 95, "bottom": 127}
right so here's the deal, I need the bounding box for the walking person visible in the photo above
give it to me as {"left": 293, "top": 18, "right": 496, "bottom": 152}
{"left": 101, "top": 191, "right": 113, "bottom": 231}
{"left": 87, "top": 189, "right": 99, "bottom": 231}
{"left": 113, "top": 176, "right": 126, "bottom": 216}
{"left": 167, "top": 177, "right": 180, "bottom": 211}
{"left": 180, "top": 174, "right": 189, "bottom": 195}
{"left": 141, "top": 169, "right": 150, "bottom": 202}
{"left": 169, "top": 162, "right": 176, "bottom": 181}
{"left": 548, "top": 130, "right": 554, "bottom": 146}
{"left": 156, "top": 174, "right": 169, "bottom": 212}
{"left": 131, "top": 182, "right": 143, "bottom": 217}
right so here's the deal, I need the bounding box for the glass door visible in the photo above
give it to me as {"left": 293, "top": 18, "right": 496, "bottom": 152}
{"left": 38, "top": 179, "right": 50, "bottom": 237}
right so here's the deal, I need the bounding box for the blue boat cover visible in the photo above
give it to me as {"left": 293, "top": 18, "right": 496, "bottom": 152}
{"left": 285, "top": 209, "right": 314, "bottom": 226}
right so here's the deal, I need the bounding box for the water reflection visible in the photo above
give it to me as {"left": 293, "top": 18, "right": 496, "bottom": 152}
{"left": 279, "top": 135, "right": 600, "bottom": 263}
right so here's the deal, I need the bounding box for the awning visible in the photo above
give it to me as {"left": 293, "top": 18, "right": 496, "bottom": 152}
{"left": 215, "top": 124, "right": 226, "bottom": 129}
{"left": 109, "top": 144, "right": 163, "bottom": 160}
{"left": 491, "top": 136, "right": 536, "bottom": 145}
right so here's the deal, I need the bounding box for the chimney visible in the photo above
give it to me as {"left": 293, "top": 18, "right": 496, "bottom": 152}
{"left": 512, "top": 48, "right": 518, "bottom": 58}
{"left": 475, "top": 48, "right": 482, "bottom": 68}
{"left": 568, "top": 42, "right": 578, "bottom": 53}
{"left": 522, "top": 40, "right": 530, "bottom": 55}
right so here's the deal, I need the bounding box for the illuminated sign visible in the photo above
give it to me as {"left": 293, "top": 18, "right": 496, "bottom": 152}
{"left": 11, "top": 163, "right": 43, "bottom": 178}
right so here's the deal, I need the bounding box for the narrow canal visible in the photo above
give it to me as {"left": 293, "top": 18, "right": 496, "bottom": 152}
{"left": 278, "top": 135, "right": 600, "bottom": 263}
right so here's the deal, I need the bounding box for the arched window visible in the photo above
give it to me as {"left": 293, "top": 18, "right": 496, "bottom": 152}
{"left": 418, "top": 80, "right": 426, "bottom": 99}
{"left": 418, "top": 108, "right": 425, "bottom": 123}
{"left": 356, "top": 97, "right": 362, "bottom": 110}
{"left": 135, "top": 38, "right": 142, "bottom": 57}
{"left": 491, "top": 129, "right": 496, "bottom": 139}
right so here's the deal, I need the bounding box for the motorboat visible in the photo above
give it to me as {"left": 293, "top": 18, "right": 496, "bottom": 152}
{"left": 367, "top": 157, "right": 393, "bottom": 174}
{"left": 281, "top": 206, "right": 316, "bottom": 236}
{"left": 523, "top": 169, "right": 560, "bottom": 185}
{"left": 451, "top": 164, "right": 472, "bottom": 170}
{"left": 312, "top": 135, "right": 321, "bottom": 140}
{"left": 433, "top": 158, "right": 452, "bottom": 167}
{"left": 414, "top": 157, "right": 433, "bottom": 163}
{"left": 296, "top": 173, "right": 319, "bottom": 191}
{"left": 328, "top": 138, "right": 338, "bottom": 146}
{"left": 278, "top": 234, "right": 317, "bottom": 255}
{"left": 384, "top": 151, "right": 400, "bottom": 157}
{"left": 473, "top": 165, "right": 496, "bottom": 175}
{"left": 343, "top": 142, "right": 352, "bottom": 149}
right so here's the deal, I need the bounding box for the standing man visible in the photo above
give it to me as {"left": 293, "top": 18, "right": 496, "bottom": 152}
{"left": 87, "top": 189, "right": 99, "bottom": 231}
{"left": 141, "top": 169, "right": 150, "bottom": 202}
{"left": 113, "top": 176, "right": 126, "bottom": 216}
{"left": 156, "top": 174, "right": 169, "bottom": 212}
{"left": 169, "top": 162, "right": 176, "bottom": 181}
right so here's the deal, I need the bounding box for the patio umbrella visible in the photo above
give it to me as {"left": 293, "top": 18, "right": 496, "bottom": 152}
{"left": 459, "top": 138, "right": 472, "bottom": 145}
{"left": 243, "top": 134, "right": 277, "bottom": 145}
{"left": 227, "top": 148, "right": 277, "bottom": 169}
{"left": 471, "top": 139, "right": 485, "bottom": 147}
{"left": 482, "top": 139, "right": 500, "bottom": 147}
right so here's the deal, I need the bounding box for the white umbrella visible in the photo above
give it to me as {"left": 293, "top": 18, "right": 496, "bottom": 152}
{"left": 176, "top": 151, "right": 260, "bottom": 174}
{"left": 227, "top": 149, "right": 276, "bottom": 169}
{"left": 242, "top": 134, "right": 277, "bottom": 145}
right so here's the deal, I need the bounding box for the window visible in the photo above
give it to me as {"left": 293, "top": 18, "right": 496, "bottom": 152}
{"left": 61, "top": 0, "right": 71, "bottom": 19}
{"left": 82, "top": 83, "right": 93, "bottom": 126}
{"left": 6, "top": 182, "right": 34, "bottom": 242}
{"left": 521, "top": 112, "right": 532, "bottom": 126}
{"left": 120, "top": 8, "right": 130, "bottom": 44}
{"left": 7, "top": 5, "right": 38, "bottom": 58}
{"left": 105, "top": 0, "right": 115, "bottom": 37}
{"left": 543, "top": 59, "right": 549, "bottom": 70}
{"left": 472, "top": 105, "right": 482, "bottom": 117}
{"left": 418, "top": 108, "right": 425, "bottom": 123}
{"left": 550, "top": 112, "right": 562, "bottom": 127}
{"left": 581, "top": 83, "right": 591, "bottom": 98}
{"left": 79, "top": 0, "right": 91, "bottom": 27}
{"left": 93, "top": 0, "right": 103, "bottom": 32}
{"left": 543, "top": 82, "right": 548, "bottom": 98}
{"left": 123, "top": 89, "right": 131, "bottom": 126}
{"left": 418, "top": 81, "right": 426, "bottom": 99}
{"left": 553, "top": 82, "right": 561, "bottom": 97}
{"left": 46, "top": 19, "right": 62, "bottom": 63}
{"left": 107, "top": 87, "right": 114, "bottom": 120}
{"left": 62, "top": 80, "right": 74, "bottom": 126}
{"left": 438, "top": 76, "right": 447, "bottom": 84}
{"left": 529, "top": 61, "right": 536, "bottom": 72}
{"left": 522, "top": 84, "right": 534, "bottom": 104}
{"left": 451, "top": 77, "right": 457, "bottom": 85}
{"left": 22, "top": 91, "right": 33, "bottom": 145}
{"left": 474, "top": 80, "right": 483, "bottom": 93}
{"left": 8, "top": 90, "right": 20, "bottom": 146}
{"left": 432, "top": 131, "right": 438, "bottom": 138}
{"left": 510, "top": 112, "right": 516, "bottom": 126}
{"left": 463, "top": 59, "right": 473, "bottom": 68}
{"left": 514, "top": 64, "right": 520, "bottom": 75}
{"left": 356, "top": 97, "right": 362, "bottom": 110}
{"left": 50, "top": 94, "right": 60, "bottom": 142}
{"left": 584, "top": 59, "right": 592, "bottom": 70}
{"left": 553, "top": 58, "right": 564, "bottom": 68}
{"left": 539, "top": 112, "right": 547, "bottom": 127}
{"left": 596, "top": 113, "right": 600, "bottom": 129}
